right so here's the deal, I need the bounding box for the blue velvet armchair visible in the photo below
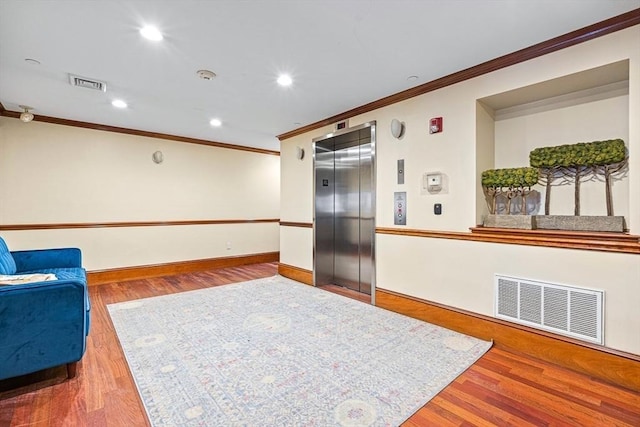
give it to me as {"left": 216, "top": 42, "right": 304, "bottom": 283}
{"left": 0, "top": 237, "right": 90, "bottom": 381}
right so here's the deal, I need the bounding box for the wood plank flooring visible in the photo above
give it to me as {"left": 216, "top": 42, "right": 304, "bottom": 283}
{"left": 1, "top": 262, "right": 638, "bottom": 426}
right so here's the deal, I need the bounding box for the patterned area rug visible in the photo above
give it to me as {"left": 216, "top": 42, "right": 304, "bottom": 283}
{"left": 108, "top": 276, "right": 491, "bottom": 426}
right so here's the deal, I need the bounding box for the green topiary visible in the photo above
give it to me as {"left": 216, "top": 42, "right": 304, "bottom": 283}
{"left": 529, "top": 139, "right": 626, "bottom": 168}
{"left": 481, "top": 167, "right": 539, "bottom": 188}
{"left": 529, "top": 138, "right": 627, "bottom": 215}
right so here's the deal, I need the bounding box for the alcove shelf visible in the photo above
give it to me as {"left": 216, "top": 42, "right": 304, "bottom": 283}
{"left": 475, "top": 60, "right": 631, "bottom": 232}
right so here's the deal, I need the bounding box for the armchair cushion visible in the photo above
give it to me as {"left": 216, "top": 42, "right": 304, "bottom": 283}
{"left": 19, "top": 267, "right": 91, "bottom": 315}
{"left": 0, "top": 237, "right": 17, "bottom": 275}
{"left": 20, "top": 266, "right": 86, "bottom": 282}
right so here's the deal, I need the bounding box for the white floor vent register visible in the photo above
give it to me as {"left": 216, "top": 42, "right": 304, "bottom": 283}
{"left": 495, "top": 275, "right": 604, "bottom": 345}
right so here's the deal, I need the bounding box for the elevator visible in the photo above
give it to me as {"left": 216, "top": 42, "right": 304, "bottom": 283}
{"left": 313, "top": 122, "right": 375, "bottom": 300}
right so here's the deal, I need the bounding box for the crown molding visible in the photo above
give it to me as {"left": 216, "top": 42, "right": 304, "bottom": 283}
{"left": 0, "top": 102, "right": 280, "bottom": 156}
{"left": 277, "top": 8, "right": 640, "bottom": 141}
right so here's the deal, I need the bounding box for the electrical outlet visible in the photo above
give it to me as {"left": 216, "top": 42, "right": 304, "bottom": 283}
{"left": 226, "top": 241, "right": 232, "bottom": 250}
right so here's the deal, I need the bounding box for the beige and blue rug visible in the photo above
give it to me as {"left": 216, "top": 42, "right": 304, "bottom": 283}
{"left": 108, "top": 275, "right": 491, "bottom": 426}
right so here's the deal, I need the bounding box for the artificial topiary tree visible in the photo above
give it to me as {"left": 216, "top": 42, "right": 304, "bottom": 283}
{"left": 529, "top": 139, "right": 627, "bottom": 215}
{"left": 481, "top": 167, "right": 539, "bottom": 215}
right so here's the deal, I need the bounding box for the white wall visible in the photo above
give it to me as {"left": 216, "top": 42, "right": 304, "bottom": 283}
{"left": 0, "top": 117, "right": 280, "bottom": 270}
{"left": 279, "top": 226, "right": 313, "bottom": 270}
{"left": 376, "top": 234, "right": 639, "bottom": 354}
{"left": 280, "top": 138, "right": 314, "bottom": 223}
{"left": 279, "top": 26, "right": 640, "bottom": 355}
{"left": 494, "top": 94, "right": 630, "bottom": 217}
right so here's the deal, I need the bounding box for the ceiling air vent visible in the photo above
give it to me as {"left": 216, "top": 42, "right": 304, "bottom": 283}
{"left": 69, "top": 74, "right": 107, "bottom": 92}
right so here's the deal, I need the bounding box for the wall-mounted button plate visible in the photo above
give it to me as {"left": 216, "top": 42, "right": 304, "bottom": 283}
{"left": 394, "top": 192, "right": 406, "bottom": 225}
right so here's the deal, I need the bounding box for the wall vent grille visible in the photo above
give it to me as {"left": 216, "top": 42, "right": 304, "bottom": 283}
{"left": 495, "top": 274, "right": 603, "bottom": 344}
{"left": 68, "top": 74, "right": 107, "bottom": 92}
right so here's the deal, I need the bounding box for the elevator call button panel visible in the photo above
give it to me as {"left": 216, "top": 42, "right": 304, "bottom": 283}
{"left": 397, "top": 159, "right": 405, "bottom": 184}
{"left": 394, "top": 192, "right": 407, "bottom": 225}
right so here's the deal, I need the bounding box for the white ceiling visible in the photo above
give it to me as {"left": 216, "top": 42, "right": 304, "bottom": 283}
{"left": 1, "top": 1, "right": 638, "bottom": 152}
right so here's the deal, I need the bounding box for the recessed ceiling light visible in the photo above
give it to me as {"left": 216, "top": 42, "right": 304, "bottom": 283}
{"left": 277, "top": 74, "right": 293, "bottom": 87}
{"left": 112, "top": 99, "right": 128, "bottom": 109}
{"left": 407, "top": 75, "right": 419, "bottom": 82}
{"left": 24, "top": 58, "right": 41, "bottom": 65}
{"left": 140, "top": 25, "right": 163, "bottom": 41}
{"left": 209, "top": 118, "right": 222, "bottom": 127}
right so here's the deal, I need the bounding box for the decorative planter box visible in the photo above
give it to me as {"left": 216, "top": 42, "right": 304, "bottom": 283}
{"left": 535, "top": 215, "right": 625, "bottom": 232}
{"left": 484, "top": 215, "right": 535, "bottom": 230}
{"left": 484, "top": 214, "right": 625, "bottom": 232}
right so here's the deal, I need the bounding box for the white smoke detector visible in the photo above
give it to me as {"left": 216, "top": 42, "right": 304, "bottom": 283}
{"left": 197, "top": 69, "right": 216, "bottom": 80}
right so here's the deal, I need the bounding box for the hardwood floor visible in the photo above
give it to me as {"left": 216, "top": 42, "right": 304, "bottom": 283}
{"left": 1, "top": 262, "right": 638, "bottom": 426}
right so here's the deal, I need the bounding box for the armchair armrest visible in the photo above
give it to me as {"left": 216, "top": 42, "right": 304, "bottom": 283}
{"left": 11, "top": 248, "right": 82, "bottom": 271}
{"left": 0, "top": 280, "right": 88, "bottom": 380}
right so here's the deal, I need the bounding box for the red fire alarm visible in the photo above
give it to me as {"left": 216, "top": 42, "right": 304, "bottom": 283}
{"left": 429, "top": 117, "right": 443, "bottom": 134}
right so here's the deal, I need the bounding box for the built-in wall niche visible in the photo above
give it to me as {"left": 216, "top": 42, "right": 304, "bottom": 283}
{"left": 475, "top": 60, "right": 630, "bottom": 228}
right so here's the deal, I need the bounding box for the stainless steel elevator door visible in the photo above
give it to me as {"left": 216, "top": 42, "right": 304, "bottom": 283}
{"left": 314, "top": 143, "right": 335, "bottom": 287}
{"left": 313, "top": 124, "right": 374, "bottom": 296}
{"left": 334, "top": 144, "right": 361, "bottom": 291}
{"left": 358, "top": 141, "right": 373, "bottom": 295}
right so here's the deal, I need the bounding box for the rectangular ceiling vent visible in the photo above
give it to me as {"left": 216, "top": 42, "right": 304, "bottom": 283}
{"left": 69, "top": 74, "right": 107, "bottom": 92}
{"left": 495, "top": 274, "right": 603, "bottom": 345}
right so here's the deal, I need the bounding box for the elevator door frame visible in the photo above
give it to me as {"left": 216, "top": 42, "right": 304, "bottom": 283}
{"left": 312, "top": 121, "right": 376, "bottom": 305}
